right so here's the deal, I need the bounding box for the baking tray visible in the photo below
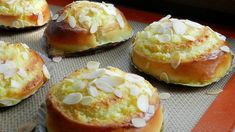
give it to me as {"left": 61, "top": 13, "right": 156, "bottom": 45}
{"left": 0, "top": 5, "right": 234, "bottom": 132}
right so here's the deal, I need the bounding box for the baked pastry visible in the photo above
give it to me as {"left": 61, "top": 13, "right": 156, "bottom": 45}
{"left": 0, "top": 0, "right": 50, "bottom": 29}
{"left": 46, "top": 61, "right": 163, "bottom": 132}
{"left": 45, "top": 1, "right": 133, "bottom": 57}
{"left": 131, "top": 15, "right": 233, "bottom": 87}
{"left": 0, "top": 41, "right": 50, "bottom": 107}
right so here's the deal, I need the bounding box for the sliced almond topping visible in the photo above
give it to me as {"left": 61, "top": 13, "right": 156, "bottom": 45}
{"left": 90, "top": 22, "right": 98, "bottom": 34}
{"left": 206, "top": 89, "right": 223, "bottom": 95}
{"left": 137, "top": 95, "right": 149, "bottom": 113}
{"left": 170, "top": 51, "right": 181, "bottom": 69}
{"left": 155, "top": 34, "right": 171, "bottom": 43}
{"left": 125, "top": 73, "right": 144, "bottom": 83}
{"left": 37, "top": 11, "right": 43, "bottom": 25}
{"left": 73, "top": 80, "right": 86, "bottom": 90}
{"left": 143, "top": 113, "right": 153, "bottom": 121}
{"left": 6, "top": 0, "right": 15, "bottom": 4}
{"left": 143, "top": 87, "right": 153, "bottom": 97}
{"left": 81, "top": 69, "right": 105, "bottom": 79}
{"left": 131, "top": 118, "right": 147, "bottom": 128}
{"left": 22, "top": 52, "right": 29, "bottom": 60}
{"left": 80, "top": 96, "right": 93, "bottom": 105}
{"left": 159, "top": 15, "right": 171, "bottom": 22}
{"left": 95, "top": 80, "right": 114, "bottom": 93}
{"left": 160, "top": 72, "right": 169, "bottom": 83}
{"left": 183, "top": 35, "right": 196, "bottom": 41}
{"left": 184, "top": 20, "right": 203, "bottom": 29}
{"left": 116, "top": 14, "right": 125, "bottom": 29}
{"left": 42, "top": 65, "right": 50, "bottom": 79}
{"left": 104, "top": 69, "right": 122, "bottom": 77}
{"left": 220, "top": 46, "right": 230, "bottom": 53}
{"left": 68, "top": 16, "right": 76, "bottom": 28}
{"left": 11, "top": 80, "right": 21, "bottom": 89}
{"left": 52, "top": 14, "right": 59, "bottom": 20}
{"left": 57, "top": 12, "right": 67, "bottom": 22}
{"left": 21, "top": 43, "right": 29, "bottom": 49}
{"left": 63, "top": 93, "right": 83, "bottom": 105}
{"left": 114, "top": 89, "right": 122, "bottom": 98}
{"left": 159, "top": 92, "right": 171, "bottom": 100}
{"left": 147, "top": 105, "right": 155, "bottom": 114}
{"left": 172, "top": 20, "right": 187, "bottom": 35}
{"left": 17, "top": 68, "right": 27, "bottom": 78}
{"left": 97, "top": 76, "right": 124, "bottom": 87}
{"left": 87, "top": 61, "right": 100, "bottom": 70}
{"left": 215, "top": 32, "right": 226, "bottom": 41}
{"left": 130, "top": 86, "right": 141, "bottom": 96}
{"left": 88, "top": 86, "right": 98, "bottom": 97}
{"left": 52, "top": 56, "right": 62, "bottom": 63}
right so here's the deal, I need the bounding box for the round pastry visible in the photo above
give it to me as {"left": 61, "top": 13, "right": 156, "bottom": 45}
{"left": 131, "top": 15, "right": 233, "bottom": 87}
{"left": 0, "top": 41, "right": 50, "bottom": 107}
{"left": 46, "top": 61, "right": 163, "bottom": 132}
{"left": 45, "top": 1, "right": 133, "bottom": 57}
{"left": 0, "top": 0, "right": 51, "bottom": 29}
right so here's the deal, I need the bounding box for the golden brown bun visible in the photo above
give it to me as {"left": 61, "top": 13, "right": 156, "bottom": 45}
{"left": 0, "top": 0, "right": 50, "bottom": 29}
{"left": 46, "top": 61, "right": 163, "bottom": 132}
{"left": 45, "top": 1, "right": 133, "bottom": 57}
{"left": 131, "top": 15, "right": 233, "bottom": 87}
{"left": 0, "top": 41, "right": 50, "bottom": 107}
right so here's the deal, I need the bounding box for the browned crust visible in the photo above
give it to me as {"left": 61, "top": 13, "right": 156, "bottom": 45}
{"left": 131, "top": 45, "right": 233, "bottom": 86}
{"left": 0, "top": 4, "right": 50, "bottom": 28}
{"left": 46, "top": 91, "right": 163, "bottom": 132}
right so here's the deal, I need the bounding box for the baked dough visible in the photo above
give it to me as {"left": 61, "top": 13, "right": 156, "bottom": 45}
{"left": 46, "top": 61, "right": 163, "bottom": 132}
{"left": 131, "top": 15, "right": 233, "bottom": 87}
{"left": 45, "top": 1, "right": 133, "bottom": 57}
{"left": 0, "top": 0, "right": 50, "bottom": 29}
{"left": 0, "top": 41, "right": 49, "bottom": 107}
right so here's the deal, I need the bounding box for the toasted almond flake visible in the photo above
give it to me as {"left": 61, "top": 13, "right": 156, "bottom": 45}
{"left": 147, "top": 105, "right": 155, "bottom": 114}
{"left": 159, "top": 92, "right": 171, "bottom": 100}
{"left": 220, "top": 46, "right": 230, "bottom": 53}
{"left": 131, "top": 118, "right": 147, "bottom": 128}
{"left": 172, "top": 20, "right": 187, "bottom": 35}
{"left": 170, "top": 52, "right": 181, "bottom": 69}
{"left": 160, "top": 72, "right": 169, "bottom": 83}
{"left": 73, "top": 80, "right": 86, "bottom": 90}
{"left": 143, "top": 87, "right": 153, "bottom": 97}
{"left": 80, "top": 96, "right": 93, "bottom": 105}
{"left": 137, "top": 95, "right": 149, "bottom": 112}
{"left": 130, "top": 86, "right": 141, "bottom": 96}
{"left": 52, "top": 14, "right": 59, "bottom": 20}
{"left": 90, "top": 22, "right": 98, "bottom": 34}
{"left": 63, "top": 93, "right": 83, "bottom": 105}
{"left": 11, "top": 80, "right": 21, "bottom": 89}
{"left": 183, "top": 35, "right": 196, "bottom": 41}
{"left": 22, "top": 52, "right": 29, "bottom": 60}
{"left": 207, "top": 50, "right": 220, "bottom": 60}
{"left": 57, "top": 12, "right": 67, "bottom": 22}
{"left": 114, "top": 89, "right": 122, "bottom": 98}
{"left": 116, "top": 14, "right": 125, "bottom": 29}
{"left": 125, "top": 73, "right": 144, "bottom": 83}
{"left": 42, "top": 65, "right": 50, "bottom": 79}
{"left": 88, "top": 86, "right": 98, "bottom": 97}
{"left": 95, "top": 80, "right": 114, "bottom": 93}
{"left": 184, "top": 20, "right": 203, "bottom": 29}
{"left": 104, "top": 69, "right": 121, "bottom": 77}
{"left": 81, "top": 69, "right": 105, "bottom": 79}
{"left": 17, "top": 68, "right": 27, "bottom": 78}
{"left": 159, "top": 15, "right": 171, "bottom": 22}
{"left": 97, "top": 76, "right": 124, "bottom": 87}
{"left": 206, "top": 89, "right": 223, "bottom": 95}
{"left": 37, "top": 11, "right": 43, "bottom": 25}
{"left": 215, "top": 32, "right": 226, "bottom": 41}
{"left": 155, "top": 34, "right": 171, "bottom": 43}
{"left": 21, "top": 43, "right": 29, "bottom": 49}
{"left": 143, "top": 113, "right": 153, "bottom": 121}
{"left": 0, "top": 61, "right": 17, "bottom": 79}
{"left": 68, "top": 16, "right": 76, "bottom": 28}
{"left": 52, "top": 56, "right": 62, "bottom": 63}
{"left": 87, "top": 61, "right": 100, "bottom": 70}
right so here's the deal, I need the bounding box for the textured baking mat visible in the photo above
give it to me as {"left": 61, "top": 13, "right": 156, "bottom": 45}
{"left": 0, "top": 5, "right": 235, "bottom": 132}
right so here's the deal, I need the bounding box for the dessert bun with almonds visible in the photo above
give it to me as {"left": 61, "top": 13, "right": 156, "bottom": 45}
{"left": 45, "top": 1, "right": 133, "bottom": 57}
{"left": 131, "top": 15, "right": 233, "bottom": 87}
{"left": 0, "top": 41, "right": 49, "bottom": 107}
{"left": 46, "top": 61, "right": 163, "bottom": 132}
{"left": 0, "top": 0, "right": 51, "bottom": 29}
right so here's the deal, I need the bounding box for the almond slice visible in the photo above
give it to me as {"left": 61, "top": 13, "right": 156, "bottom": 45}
{"left": 88, "top": 86, "right": 98, "bottom": 97}
{"left": 172, "top": 20, "right": 187, "bottom": 35}
{"left": 184, "top": 20, "right": 203, "bottom": 29}
{"left": 73, "top": 80, "right": 86, "bottom": 90}
{"left": 11, "top": 80, "right": 21, "bottom": 89}
{"left": 87, "top": 61, "right": 100, "bottom": 70}
{"left": 147, "top": 105, "right": 155, "bottom": 114}
{"left": 52, "top": 14, "right": 59, "bottom": 20}
{"left": 206, "top": 89, "right": 223, "bottom": 95}
{"left": 63, "top": 93, "right": 83, "bottom": 105}
{"left": 130, "top": 85, "right": 141, "bottom": 96}
{"left": 114, "top": 89, "right": 122, "bottom": 98}
{"left": 22, "top": 52, "right": 29, "bottom": 60}
{"left": 68, "top": 16, "right": 76, "bottom": 28}
{"left": 155, "top": 34, "right": 171, "bottom": 43}
{"left": 143, "top": 113, "right": 153, "bottom": 121}
{"left": 90, "top": 22, "right": 98, "bottom": 34}
{"left": 131, "top": 118, "right": 147, "bottom": 128}
{"left": 95, "top": 80, "right": 114, "bottom": 93}
{"left": 159, "top": 92, "right": 171, "bottom": 100}
{"left": 104, "top": 69, "right": 121, "bottom": 77}
{"left": 137, "top": 95, "right": 149, "bottom": 113}
{"left": 57, "top": 12, "right": 67, "bottom": 22}
{"left": 215, "top": 32, "right": 226, "bottom": 41}
{"left": 116, "top": 14, "right": 125, "bottom": 29}
{"left": 97, "top": 76, "right": 124, "bottom": 87}
{"left": 170, "top": 51, "right": 181, "bottom": 69}
{"left": 220, "top": 46, "right": 230, "bottom": 53}
{"left": 52, "top": 56, "right": 62, "bottom": 63}
{"left": 81, "top": 69, "right": 105, "bottom": 79}
{"left": 42, "top": 65, "right": 50, "bottom": 79}
{"left": 21, "top": 43, "right": 29, "bottom": 49}
{"left": 183, "top": 35, "right": 196, "bottom": 41}
{"left": 159, "top": 15, "right": 171, "bottom": 22}
{"left": 80, "top": 96, "right": 93, "bottom": 105}
{"left": 125, "top": 73, "right": 144, "bottom": 83}
{"left": 37, "top": 11, "right": 43, "bottom": 25}
{"left": 160, "top": 72, "right": 169, "bottom": 83}
{"left": 17, "top": 68, "right": 27, "bottom": 78}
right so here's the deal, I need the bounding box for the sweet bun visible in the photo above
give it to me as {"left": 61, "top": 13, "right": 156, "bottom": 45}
{"left": 46, "top": 61, "right": 163, "bottom": 132}
{"left": 131, "top": 15, "right": 233, "bottom": 87}
{"left": 0, "top": 41, "right": 50, "bottom": 107}
{"left": 0, "top": 0, "right": 50, "bottom": 29}
{"left": 45, "top": 1, "right": 133, "bottom": 57}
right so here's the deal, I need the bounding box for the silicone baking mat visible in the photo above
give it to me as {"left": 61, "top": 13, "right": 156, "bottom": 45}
{"left": 0, "top": 5, "right": 234, "bottom": 132}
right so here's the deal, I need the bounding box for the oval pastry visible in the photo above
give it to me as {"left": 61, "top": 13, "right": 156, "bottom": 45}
{"left": 45, "top": 1, "right": 133, "bottom": 57}
{"left": 131, "top": 15, "right": 233, "bottom": 87}
{"left": 0, "top": 41, "right": 49, "bottom": 107}
{"left": 46, "top": 61, "right": 163, "bottom": 132}
{"left": 0, "top": 0, "right": 50, "bottom": 29}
